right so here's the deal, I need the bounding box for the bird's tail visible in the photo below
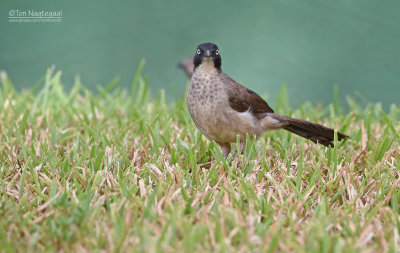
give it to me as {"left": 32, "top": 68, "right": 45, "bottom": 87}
{"left": 177, "top": 58, "right": 194, "bottom": 78}
{"left": 268, "top": 113, "right": 348, "bottom": 147}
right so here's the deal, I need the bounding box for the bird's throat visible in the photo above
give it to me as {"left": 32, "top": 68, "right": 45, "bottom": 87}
{"left": 196, "top": 57, "right": 217, "bottom": 75}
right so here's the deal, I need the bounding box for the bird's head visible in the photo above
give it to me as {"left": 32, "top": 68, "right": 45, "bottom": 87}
{"left": 193, "top": 42, "right": 221, "bottom": 71}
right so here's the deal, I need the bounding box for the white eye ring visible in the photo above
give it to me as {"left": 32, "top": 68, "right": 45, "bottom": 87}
{"left": 215, "top": 49, "right": 219, "bottom": 55}
{"left": 196, "top": 49, "right": 201, "bottom": 54}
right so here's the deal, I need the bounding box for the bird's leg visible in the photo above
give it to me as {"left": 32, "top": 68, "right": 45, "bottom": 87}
{"left": 240, "top": 141, "right": 246, "bottom": 155}
{"left": 218, "top": 142, "right": 231, "bottom": 159}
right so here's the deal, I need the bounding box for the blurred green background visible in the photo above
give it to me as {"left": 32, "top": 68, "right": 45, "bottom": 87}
{"left": 1, "top": 0, "right": 399, "bottom": 108}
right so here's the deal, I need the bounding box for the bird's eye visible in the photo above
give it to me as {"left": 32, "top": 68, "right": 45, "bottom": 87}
{"left": 215, "top": 49, "right": 219, "bottom": 55}
{"left": 196, "top": 49, "right": 201, "bottom": 55}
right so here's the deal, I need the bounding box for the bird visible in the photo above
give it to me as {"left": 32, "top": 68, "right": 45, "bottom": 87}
{"left": 178, "top": 57, "right": 194, "bottom": 78}
{"left": 186, "top": 42, "right": 348, "bottom": 157}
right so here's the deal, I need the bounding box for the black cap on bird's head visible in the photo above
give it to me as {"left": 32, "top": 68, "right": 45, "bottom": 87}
{"left": 193, "top": 42, "right": 221, "bottom": 70}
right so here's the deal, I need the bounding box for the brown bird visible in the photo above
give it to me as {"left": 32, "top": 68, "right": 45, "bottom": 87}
{"left": 186, "top": 42, "right": 348, "bottom": 157}
{"left": 178, "top": 57, "right": 194, "bottom": 78}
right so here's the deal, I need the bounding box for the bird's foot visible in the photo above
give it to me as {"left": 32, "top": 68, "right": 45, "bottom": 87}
{"left": 218, "top": 142, "right": 231, "bottom": 158}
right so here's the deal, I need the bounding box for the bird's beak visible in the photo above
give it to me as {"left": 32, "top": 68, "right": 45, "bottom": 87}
{"left": 205, "top": 50, "right": 211, "bottom": 57}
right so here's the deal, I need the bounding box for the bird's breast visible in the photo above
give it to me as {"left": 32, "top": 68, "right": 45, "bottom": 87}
{"left": 187, "top": 69, "right": 261, "bottom": 143}
{"left": 187, "top": 72, "right": 228, "bottom": 139}
{"left": 188, "top": 74, "right": 225, "bottom": 109}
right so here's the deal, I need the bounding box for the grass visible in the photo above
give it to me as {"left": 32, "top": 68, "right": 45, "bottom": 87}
{"left": 0, "top": 65, "right": 399, "bottom": 252}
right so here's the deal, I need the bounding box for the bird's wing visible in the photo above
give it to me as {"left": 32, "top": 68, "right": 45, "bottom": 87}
{"left": 220, "top": 72, "right": 274, "bottom": 114}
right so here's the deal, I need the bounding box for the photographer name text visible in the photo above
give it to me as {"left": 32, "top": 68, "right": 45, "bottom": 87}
{"left": 9, "top": 9, "right": 62, "bottom": 18}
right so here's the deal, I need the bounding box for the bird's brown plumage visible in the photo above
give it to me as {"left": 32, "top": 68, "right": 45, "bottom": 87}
{"left": 220, "top": 71, "right": 348, "bottom": 147}
{"left": 178, "top": 57, "right": 194, "bottom": 78}
{"left": 186, "top": 42, "right": 348, "bottom": 156}
{"left": 220, "top": 72, "right": 275, "bottom": 116}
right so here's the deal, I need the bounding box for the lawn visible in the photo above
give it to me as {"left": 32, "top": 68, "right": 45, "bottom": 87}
{"left": 1, "top": 64, "right": 399, "bottom": 252}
